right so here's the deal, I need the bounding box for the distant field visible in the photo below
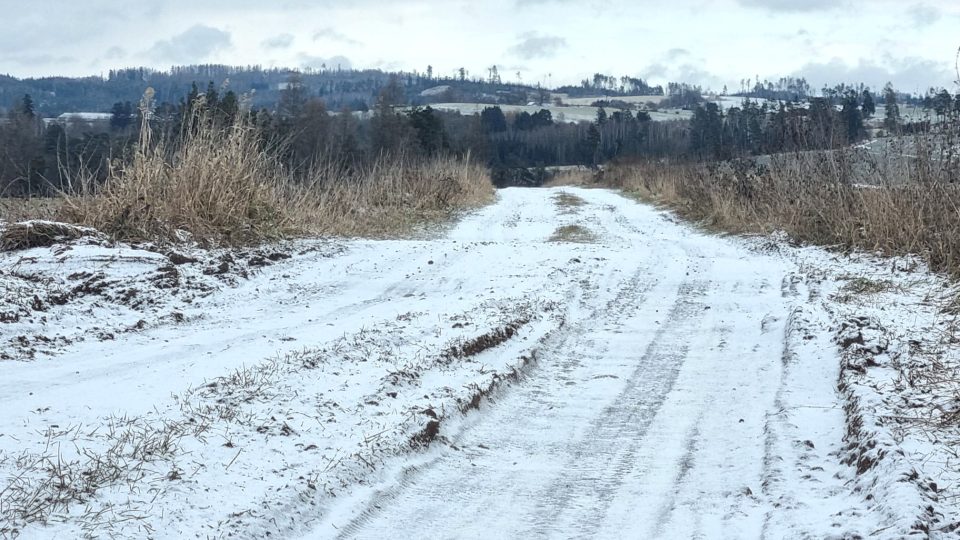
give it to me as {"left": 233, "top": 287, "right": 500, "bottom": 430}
{"left": 427, "top": 103, "right": 600, "bottom": 123}
{"left": 425, "top": 102, "right": 692, "bottom": 124}
{"left": 558, "top": 95, "right": 668, "bottom": 106}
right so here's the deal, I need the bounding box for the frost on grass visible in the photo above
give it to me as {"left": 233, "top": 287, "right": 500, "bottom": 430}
{"left": 0, "top": 221, "right": 102, "bottom": 251}
{"left": 552, "top": 192, "right": 587, "bottom": 214}
{"left": 548, "top": 224, "right": 597, "bottom": 243}
{"left": 832, "top": 275, "right": 898, "bottom": 303}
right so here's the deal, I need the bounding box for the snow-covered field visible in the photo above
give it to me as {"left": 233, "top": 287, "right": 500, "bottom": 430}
{"left": 556, "top": 95, "right": 667, "bottom": 107}
{"left": 2, "top": 188, "right": 959, "bottom": 538}
{"left": 424, "top": 103, "right": 692, "bottom": 123}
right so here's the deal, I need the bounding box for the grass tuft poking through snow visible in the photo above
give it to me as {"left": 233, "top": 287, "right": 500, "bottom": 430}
{"left": 552, "top": 192, "right": 588, "bottom": 214}
{"left": 548, "top": 224, "right": 597, "bottom": 243}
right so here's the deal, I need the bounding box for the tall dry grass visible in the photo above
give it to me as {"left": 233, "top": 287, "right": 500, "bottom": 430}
{"left": 294, "top": 156, "right": 492, "bottom": 237}
{"left": 609, "top": 135, "right": 960, "bottom": 275}
{"left": 59, "top": 92, "right": 493, "bottom": 245}
{"left": 0, "top": 197, "right": 62, "bottom": 223}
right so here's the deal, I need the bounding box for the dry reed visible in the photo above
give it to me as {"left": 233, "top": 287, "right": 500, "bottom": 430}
{"left": 609, "top": 134, "right": 960, "bottom": 275}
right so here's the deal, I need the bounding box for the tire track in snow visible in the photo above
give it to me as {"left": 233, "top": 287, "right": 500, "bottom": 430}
{"left": 651, "top": 415, "right": 706, "bottom": 538}
{"left": 328, "top": 252, "right": 671, "bottom": 539}
{"left": 528, "top": 277, "right": 710, "bottom": 538}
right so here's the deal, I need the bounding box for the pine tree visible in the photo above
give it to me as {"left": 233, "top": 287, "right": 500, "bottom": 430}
{"left": 861, "top": 90, "right": 875, "bottom": 118}
{"left": 407, "top": 106, "right": 445, "bottom": 155}
{"left": 883, "top": 83, "right": 900, "bottom": 133}
{"left": 934, "top": 89, "right": 953, "bottom": 118}
{"left": 219, "top": 91, "right": 240, "bottom": 123}
{"left": 278, "top": 73, "right": 308, "bottom": 119}
{"left": 480, "top": 106, "right": 507, "bottom": 133}
{"left": 18, "top": 94, "right": 35, "bottom": 119}
{"left": 110, "top": 101, "right": 133, "bottom": 130}
{"left": 204, "top": 81, "right": 220, "bottom": 112}
{"left": 583, "top": 124, "right": 601, "bottom": 165}
{"left": 596, "top": 107, "right": 608, "bottom": 126}
{"left": 841, "top": 91, "right": 864, "bottom": 143}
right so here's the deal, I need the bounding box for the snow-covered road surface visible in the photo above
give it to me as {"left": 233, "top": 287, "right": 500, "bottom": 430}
{"left": 0, "top": 188, "right": 932, "bottom": 538}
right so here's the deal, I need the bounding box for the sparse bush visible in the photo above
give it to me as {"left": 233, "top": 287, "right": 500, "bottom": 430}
{"left": 552, "top": 192, "right": 587, "bottom": 210}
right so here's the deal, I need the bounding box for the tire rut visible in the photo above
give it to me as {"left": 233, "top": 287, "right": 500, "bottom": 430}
{"left": 526, "top": 277, "right": 710, "bottom": 538}
{"left": 331, "top": 259, "right": 667, "bottom": 539}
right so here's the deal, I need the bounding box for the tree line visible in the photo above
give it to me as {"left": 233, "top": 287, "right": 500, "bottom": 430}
{"left": 3, "top": 76, "right": 959, "bottom": 196}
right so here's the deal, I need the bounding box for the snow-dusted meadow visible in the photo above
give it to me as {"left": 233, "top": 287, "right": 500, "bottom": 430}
{"left": 420, "top": 102, "right": 693, "bottom": 124}
{"left": 1, "top": 188, "right": 958, "bottom": 538}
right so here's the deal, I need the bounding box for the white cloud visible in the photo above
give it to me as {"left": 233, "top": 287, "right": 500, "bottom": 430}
{"left": 145, "top": 25, "right": 232, "bottom": 63}
{"left": 312, "top": 27, "right": 361, "bottom": 46}
{"left": 298, "top": 54, "right": 353, "bottom": 71}
{"left": 508, "top": 33, "right": 568, "bottom": 60}
{"left": 907, "top": 3, "right": 941, "bottom": 27}
{"left": 737, "top": 0, "right": 843, "bottom": 12}
{"left": 262, "top": 33, "right": 295, "bottom": 49}
{"left": 793, "top": 55, "right": 954, "bottom": 92}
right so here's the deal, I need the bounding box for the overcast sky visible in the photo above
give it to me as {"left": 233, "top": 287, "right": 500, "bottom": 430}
{"left": 2, "top": 0, "right": 958, "bottom": 92}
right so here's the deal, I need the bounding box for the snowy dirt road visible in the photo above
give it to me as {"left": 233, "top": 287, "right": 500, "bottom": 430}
{"left": 0, "top": 188, "right": 928, "bottom": 538}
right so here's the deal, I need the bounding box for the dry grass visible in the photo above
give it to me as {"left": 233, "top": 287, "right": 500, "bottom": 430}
{"left": 57, "top": 93, "right": 493, "bottom": 246}
{"left": 833, "top": 276, "right": 899, "bottom": 303}
{"left": 608, "top": 137, "right": 960, "bottom": 276}
{"left": 552, "top": 192, "right": 587, "bottom": 213}
{"left": 840, "top": 276, "right": 896, "bottom": 295}
{"left": 0, "top": 221, "right": 99, "bottom": 251}
{"left": 61, "top": 109, "right": 291, "bottom": 245}
{"left": 0, "top": 198, "right": 62, "bottom": 223}
{"left": 294, "top": 157, "right": 493, "bottom": 238}
{"left": 548, "top": 224, "right": 597, "bottom": 243}
{"left": 0, "top": 414, "right": 204, "bottom": 535}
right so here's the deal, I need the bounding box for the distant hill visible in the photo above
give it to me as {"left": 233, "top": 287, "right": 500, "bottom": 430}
{"left": 0, "top": 65, "right": 544, "bottom": 116}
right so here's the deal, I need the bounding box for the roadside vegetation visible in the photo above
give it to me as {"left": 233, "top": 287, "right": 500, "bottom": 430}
{"left": 598, "top": 85, "right": 960, "bottom": 276}
{"left": 3, "top": 62, "right": 959, "bottom": 252}
{"left": 607, "top": 127, "right": 960, "bottom": 275}
{"left": 58, "top": 111, "right": 492, "bottom": 244}
{"left": 2, "top": 88, "right": 493, "bottom": 246}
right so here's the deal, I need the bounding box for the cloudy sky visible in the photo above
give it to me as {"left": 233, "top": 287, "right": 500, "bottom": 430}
{"left": 2, "top": 0, "right": 958, "bottom": 92}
